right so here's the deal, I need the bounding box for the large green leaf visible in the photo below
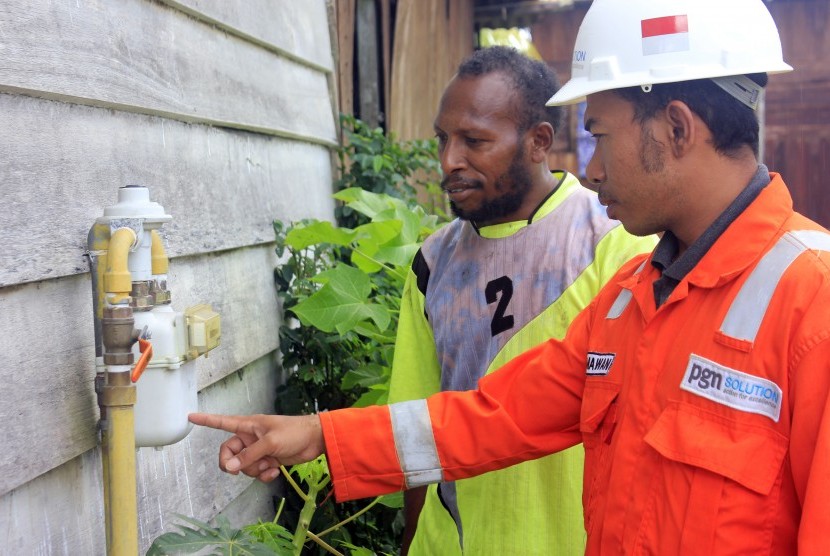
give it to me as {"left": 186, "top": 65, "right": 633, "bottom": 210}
{"left": 292, "top": 264, "right": 391, "bottom": 334}
{"left": 373, "top": 243, "right": 420, "bottom": 268}
{"left": 242, "top": 521, "right": 294, "bottom": 554}
{"left": 351, "top": 220, "right": 404, "bottom": 272}
{"left": 369, "top": 205, "right": 421, "bottom": 245}
{"left": 146, "top": 515, "right": 280, "bottom": 556}
{"left": 377, "top": 492, "right": 404, "bottom": 509}
{"left": 341, "top": 363, "right": 388, "bottom": 390}
{"left": 334, "top": 187, "right": 403, "bottom": 219}
{"left": 351, "top": 383, "right": 389, "bottom": 408}
{"left": 351, "top": 218, "right": 417, "bottom": 272}
{"left": 395, "top": 205, "right": 425, "bottom": 244}
{"left": 285, "top": 220, "right": 357, "bottom": 249}
{"left": 354, "top": 219, "right": 402, "bottom": 246}
{"left": 351, "top": 249, "right": 383, "bottom": 274}
{"left": 351, "top": 322, "right": 397, "bottom": 344}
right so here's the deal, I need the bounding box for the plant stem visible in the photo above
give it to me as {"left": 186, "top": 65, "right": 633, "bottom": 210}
{"left": 291, "top": 488, "right": 317, "bottom": 554}
{"left": 315, "top": 496, "right": 382, "bottom": 539}
{"left": 306, "top": 530, "right": 344, "bottom": 555}
{"left": 280, "top": 465, "right": 309, "bottom": 502}
{"left": 274, "top": 497, "right": 286, "bottom": 522}
{"left": 291, "top": 473, "right": 329, "bottom": 555}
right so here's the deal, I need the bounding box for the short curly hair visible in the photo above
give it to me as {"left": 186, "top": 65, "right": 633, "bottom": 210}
{"left": 456, "top": 46, "right": 563, "bottom": 134}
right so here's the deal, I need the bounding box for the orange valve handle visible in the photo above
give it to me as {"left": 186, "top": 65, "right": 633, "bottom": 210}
{"left": 131, "top": 338, "right": 153, "bottom": 383}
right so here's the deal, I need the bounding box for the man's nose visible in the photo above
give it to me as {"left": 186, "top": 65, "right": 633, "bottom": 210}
{"left": 440, "top": 139, "right": 466, "bottom": 175}
{"left": 585, "top": 151, "right": 605, "bottom": 189}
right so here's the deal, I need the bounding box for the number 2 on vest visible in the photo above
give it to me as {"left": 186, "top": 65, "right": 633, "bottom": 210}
{"left": 486, "top": 276, "right": 515, "bottom": 336}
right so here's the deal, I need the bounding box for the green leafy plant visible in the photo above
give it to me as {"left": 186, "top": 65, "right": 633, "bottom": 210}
{"left": 147, "top": 457, "right": 397, "bottom": 556}
{"left": 273, "top": 114, "right": 441, "bottom": 416}
{"left": 270, "top": 118, "right": 443, "bottom": 554}
{"left": 272, "top": 188, "right": 444, "bottom": 555}
{"left": 335, "top": 113, "right": 441, "bottom": 229}
{"left": 275, "top": 187, "right": 443, "bottom": 414}
{"left": 147, "top": 502, "right": 294, "bottom": 555}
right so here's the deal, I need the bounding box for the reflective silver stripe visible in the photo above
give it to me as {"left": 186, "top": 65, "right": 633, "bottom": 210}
{"left": 389, "top": 399, "right": 443, "bottom": 488}
{"left": 720, "top": 230, "right": 830, "bottom": 342}
{"left": 606, "top": 261, "right": 648, "bottom": 319}
{"left": 607, "top": 289, "right": 632, "bottom": 319}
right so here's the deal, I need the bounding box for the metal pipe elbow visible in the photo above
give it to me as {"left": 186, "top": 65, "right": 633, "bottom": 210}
{"left": 104, "top": 227, "right": 137, "bottom": 304}
{"left": 150, "top": 230, "right": 169, "bottom": 275}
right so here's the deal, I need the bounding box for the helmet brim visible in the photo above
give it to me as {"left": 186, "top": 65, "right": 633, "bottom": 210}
{"left": 547, "top": 62, "right": 793, "bottom": 107}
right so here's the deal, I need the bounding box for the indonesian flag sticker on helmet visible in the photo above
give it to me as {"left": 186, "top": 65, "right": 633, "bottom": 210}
{"left": 641, "top": 15, "right": 689, "bottom": 56}
{"left": 547, "top": 0, "right": 793, "bottom": 107}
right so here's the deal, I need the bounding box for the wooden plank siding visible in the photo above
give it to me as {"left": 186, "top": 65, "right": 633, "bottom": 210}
{"left": 1, "top": 355, "right": 282, "bottom": 555}
{"left": 388, "top": 0, "right": 475, "bottom": 142}
{"left": 158, "top": 0, "right": 335, "bottom": 72}
{"left": 764, "top": 1, "right": 830, "bottom": 228}
{"left": 336, "top": 0, "right": 357, "bottom": 119}
{"left": 356, "top": 0, "right": 382, "bottom": 129}
{"left": 0, "top": 0, "right": 336, "bottom": 145}
{"left": 0, "top": 0, "right": 338, "bottom": 552}
{"left": 0, "top": 93, "right": 335, "bottom": 288}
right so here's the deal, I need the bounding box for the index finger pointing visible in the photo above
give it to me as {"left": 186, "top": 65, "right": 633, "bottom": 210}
{"left": 189, "top": 413, "right": 251, "bottom": 435}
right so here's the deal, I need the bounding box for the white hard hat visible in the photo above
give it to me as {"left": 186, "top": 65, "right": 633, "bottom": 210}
{"left": 547, "top": 0, "right": 793, "bottom": 106}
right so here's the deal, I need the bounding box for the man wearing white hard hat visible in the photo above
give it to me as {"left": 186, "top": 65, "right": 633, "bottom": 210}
{"left": 192, "top": 1, "right": 830, "bottom": 553}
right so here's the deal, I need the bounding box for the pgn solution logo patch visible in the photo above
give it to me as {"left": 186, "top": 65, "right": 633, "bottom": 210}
{"left": 681, "top": 354, "right": 782, "bottom": 422}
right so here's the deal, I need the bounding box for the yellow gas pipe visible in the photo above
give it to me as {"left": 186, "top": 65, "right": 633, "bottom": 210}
{"left": 99, "top": 226, "right": 139, "bottom": 556}
{"left": 105, "top": 227, "right": 137, "bottom": 304}
{"left": 89, "top": 222, "right": 112, "bottom": 551}
{"left": 150, "top": 230, "right": 169, "bottom": 275}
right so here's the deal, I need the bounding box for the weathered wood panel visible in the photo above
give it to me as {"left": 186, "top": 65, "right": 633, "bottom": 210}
{"left": 0, "top": 245, "right": 283, "bottom": 496}
{"left": 388, "top": 0, "right": 474, "bottom": 141}
{"left": 531, "top": 7, "right": 588, "bottom": 83}
{"left": 765, "top": 130, "right": 830, "bottom": 228}
{"left": 0, "top": 0, "right": 336, "bottom": 144}
{"left": 765, "top": 1, "right": 830, "bottom": 228}
{"left": 336, "top": 0, "right": 356, "bottom": 118}
{"left": 0, "top": 355, "right": 281, "bottom": 555}
{"left": 0, "top": 93, "right": 335, "bottom": 288}
{"left": 389, "top": 0, "right": 447, "bottom": 140}
{"left": 357, "top": 0, "right": 381, "bottom": 129}
{"left": 766, "top": 69, "right": 830, "bottom": 128}
{"left": 160, "top": 0, "right": 334, "bottom": 72}
{"left": 380, "top": 0, "right": 392, "bottom": 122}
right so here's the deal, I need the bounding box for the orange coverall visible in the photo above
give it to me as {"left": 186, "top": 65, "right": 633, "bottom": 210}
{"left": 321, "top": 173, "right": 830, "bottom": 555}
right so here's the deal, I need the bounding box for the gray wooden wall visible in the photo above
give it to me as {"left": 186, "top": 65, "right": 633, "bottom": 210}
{"left": 0, "top": 1, "right": 338, "bottom": 553}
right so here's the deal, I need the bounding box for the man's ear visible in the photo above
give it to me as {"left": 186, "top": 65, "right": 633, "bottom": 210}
{"left": 528, "top": 121, "right": 554, "bottom": 163}
{"left": 664, "top": 100, "right": 697, "bottom": 157}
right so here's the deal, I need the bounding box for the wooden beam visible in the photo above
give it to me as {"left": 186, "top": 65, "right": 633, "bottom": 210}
{"left": 356, "top": 0, "right": 381, "bottom": 128}
{"left": 336, "top": 0, "right": 356, "bottom": 119}
{"left": 380, "top": 0, "right": 392, "bottom": 124}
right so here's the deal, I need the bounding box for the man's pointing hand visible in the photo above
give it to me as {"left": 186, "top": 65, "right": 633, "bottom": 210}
{"left": 188, "top": 412, "right": 325, "bottom": 482}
